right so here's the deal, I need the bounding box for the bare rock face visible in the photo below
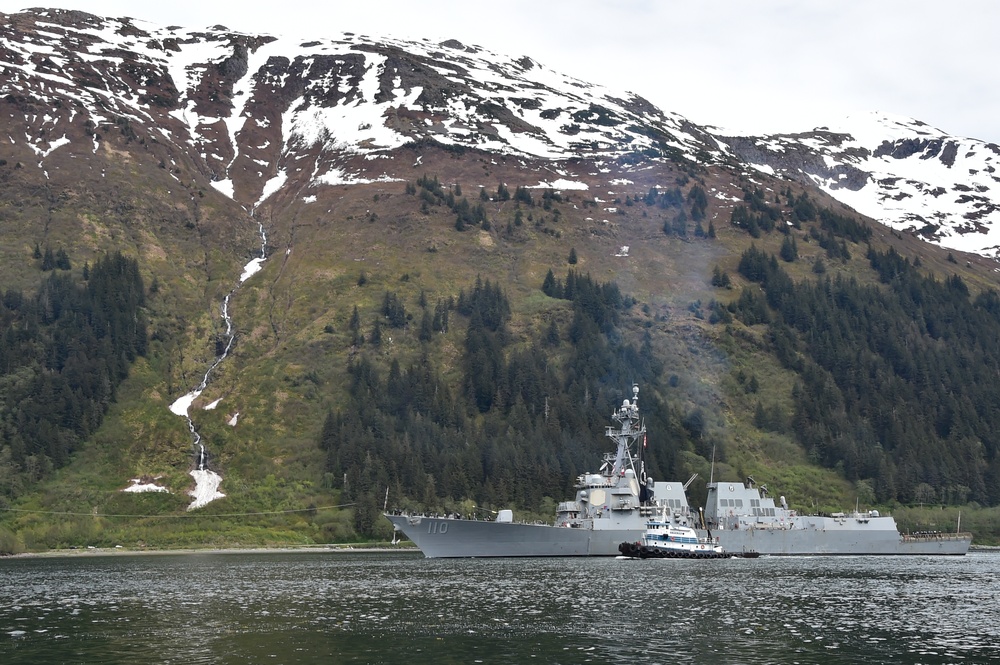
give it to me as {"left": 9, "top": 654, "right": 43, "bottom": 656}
{"left": 0, "top": 8, "right": 726, "bottom": 212}
{"left": 718, "top": 116, "right": 1000, "bottom": 256}
{"left": 3, "top": 8, "right": 1000, "bottom": 256}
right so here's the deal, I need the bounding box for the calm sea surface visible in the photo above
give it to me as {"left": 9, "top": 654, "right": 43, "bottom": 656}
{"left": 0, "top": 550, "right": 996, "bottom": 664}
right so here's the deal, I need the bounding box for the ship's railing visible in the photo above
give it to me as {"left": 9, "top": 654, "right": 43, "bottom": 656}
{"left": 901, "top": 531, "right": 973, "bottom": 542}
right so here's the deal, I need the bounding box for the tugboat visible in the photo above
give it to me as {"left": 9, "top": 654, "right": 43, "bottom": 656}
{"left": 619, "top": 510, "right": 729, "bottom": 559}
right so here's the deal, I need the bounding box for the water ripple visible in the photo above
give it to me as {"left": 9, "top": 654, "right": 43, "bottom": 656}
{"left": 0, "top": 552, "right": 997, "bottom": 664}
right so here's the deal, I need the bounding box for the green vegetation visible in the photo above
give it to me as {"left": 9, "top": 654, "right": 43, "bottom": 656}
{"left": 3, "top": 154, "right": 1000, "bottom": 553}
{"left": 0, "top": 252, "right": 147, "bottom": 493}
{"left": 318, "top": 273, "right": 698, "bottom": 540}
{"left": 730, "top": 242, "right": 1000, "bottom": 506}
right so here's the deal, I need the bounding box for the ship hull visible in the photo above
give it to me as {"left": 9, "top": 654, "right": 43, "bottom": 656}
{"left": 703, "top": 480, "right": 971, "bottom": 556}
{"left": 387, "top": 514, "right": 971, "bottom": 557}
{"left": 386, "top": 514, "right": 642, "bottom": 557}
{"left": 715, "top": 528, "right": 970, "bottom": 556}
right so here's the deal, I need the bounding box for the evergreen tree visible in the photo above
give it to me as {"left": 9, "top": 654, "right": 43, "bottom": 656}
{"left": 349, "top": 305, "right": 363, "bottom": 347}
{"left": 514, "top": 185, "right": 533, "bottom": 206}
{"left": 545, "top": 319, "right": 559, "bottom": 346}
{"left": 419, "top": 310, "right": 433, "bottom": 342}
{"left": 672, "top": 210, "right": 688, "bottom": 237}
{"left": 780, "top": 235, "right": 798, "bottom": 262}
{"left": 711, "top": 265, "right": 732, "bottom": 288}
{"left": 688, "top": 184, "right": 708, "bottom": 221}
{"left": 41, "top": 247, "right": 55, "bottom": 271}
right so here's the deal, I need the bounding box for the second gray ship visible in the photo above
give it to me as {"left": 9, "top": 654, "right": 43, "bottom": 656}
{"left": 704, "top": 477, "right": 971, "bottom": 555}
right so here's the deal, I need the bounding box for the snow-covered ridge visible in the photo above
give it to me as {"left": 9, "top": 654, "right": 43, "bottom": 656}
{"left": 721, "top": 112, "right": 1000, "bottom": 258}
{"left": 6, "top": 10, "right": 1000, "bottom": 260}
{"left": 0, "top": 8, "right": 720, "bottom": 208}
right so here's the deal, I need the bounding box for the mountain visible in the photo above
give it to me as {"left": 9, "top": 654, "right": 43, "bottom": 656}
{"left": 5, "top": 10, "right": 998, "bottom": 256}
{"left": 0, "top": 8, "right": 722, "bottom": 205}
{"left": 720, "top": 113, "right": 1000, "bottom": 258}
{"left": 0, "top": 8, "right": 996, "bottom": 551}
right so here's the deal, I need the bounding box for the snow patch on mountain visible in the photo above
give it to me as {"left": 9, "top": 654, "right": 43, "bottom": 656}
{"left": 123, "top": 478, "right": 169, "bottom": 493}
{"left": 725, "top": 112, "right": 1000, "bottom": 258}
{"left": 189, "top": 469, "right": 225, "bottom": 510}
{"left": 530, "top": 178, "right": 589, "bottom": 190}
{"left": 2, "top": 9, "right": 724, "bottom": 210}
{"left": 7, "top": 10, "right": 1000, "bottom": 260}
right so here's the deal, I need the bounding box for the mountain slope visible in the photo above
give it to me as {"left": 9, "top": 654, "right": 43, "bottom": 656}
{"left": 0, "top": 8, "right": 998, "bottom": 550}
{"left": 6, "top": 9, "right": 999, "bottom": 259}
{"left": 0, "top": 8, "right": 725, "bottom": 209}
{"left": 721, "top": 112, "right": 1000, "bottom": 258}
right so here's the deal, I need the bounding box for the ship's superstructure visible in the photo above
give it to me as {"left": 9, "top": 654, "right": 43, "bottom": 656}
{"left": 552, "top": 384, "right": 681, "bottom": 529}
{"left": 704, "top": 477, "right": 971, "bottom": 555}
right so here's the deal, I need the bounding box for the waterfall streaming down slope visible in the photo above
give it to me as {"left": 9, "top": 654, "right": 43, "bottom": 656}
{"left": 168, "top": 222, "right": 268, "bottom": 510}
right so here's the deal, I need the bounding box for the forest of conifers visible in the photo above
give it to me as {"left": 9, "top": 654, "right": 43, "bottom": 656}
{"left": 318, "top": 272, "right": 691, "bottom": 534}
{"left": 3, "top": 182, "right": 1000, "bottom": 537}
{"left": 0, "top": 252, "right": 146, "bottom": 496}
{"left": 734, "top": 242, "right": 999, "bottom": 505}
{"left": 320, "top": 187, "right": 1000, "bottom": 534}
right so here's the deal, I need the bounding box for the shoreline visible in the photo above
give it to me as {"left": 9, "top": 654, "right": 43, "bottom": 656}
{"left": 5, "top": 544, "right": 419, "bottom": 558}
{"left": 6, "top": 543, "right": 998, "bottom": 559}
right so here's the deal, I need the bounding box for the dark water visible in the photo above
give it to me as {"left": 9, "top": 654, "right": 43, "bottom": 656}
{"left": 1, "top": 550, "right": 997, "bottom": 664}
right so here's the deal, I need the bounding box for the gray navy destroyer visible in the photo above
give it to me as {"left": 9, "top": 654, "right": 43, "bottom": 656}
{"left": 385, "top": 384, "right": 972, "bottom": 557}
{"left": 704, "top": 477, "right": 970, "bottom": 555}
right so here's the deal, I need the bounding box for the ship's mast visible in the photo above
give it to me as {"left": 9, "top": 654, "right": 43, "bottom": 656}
{"left": 605, "top": 384, "right": 644, "bottom": 478}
